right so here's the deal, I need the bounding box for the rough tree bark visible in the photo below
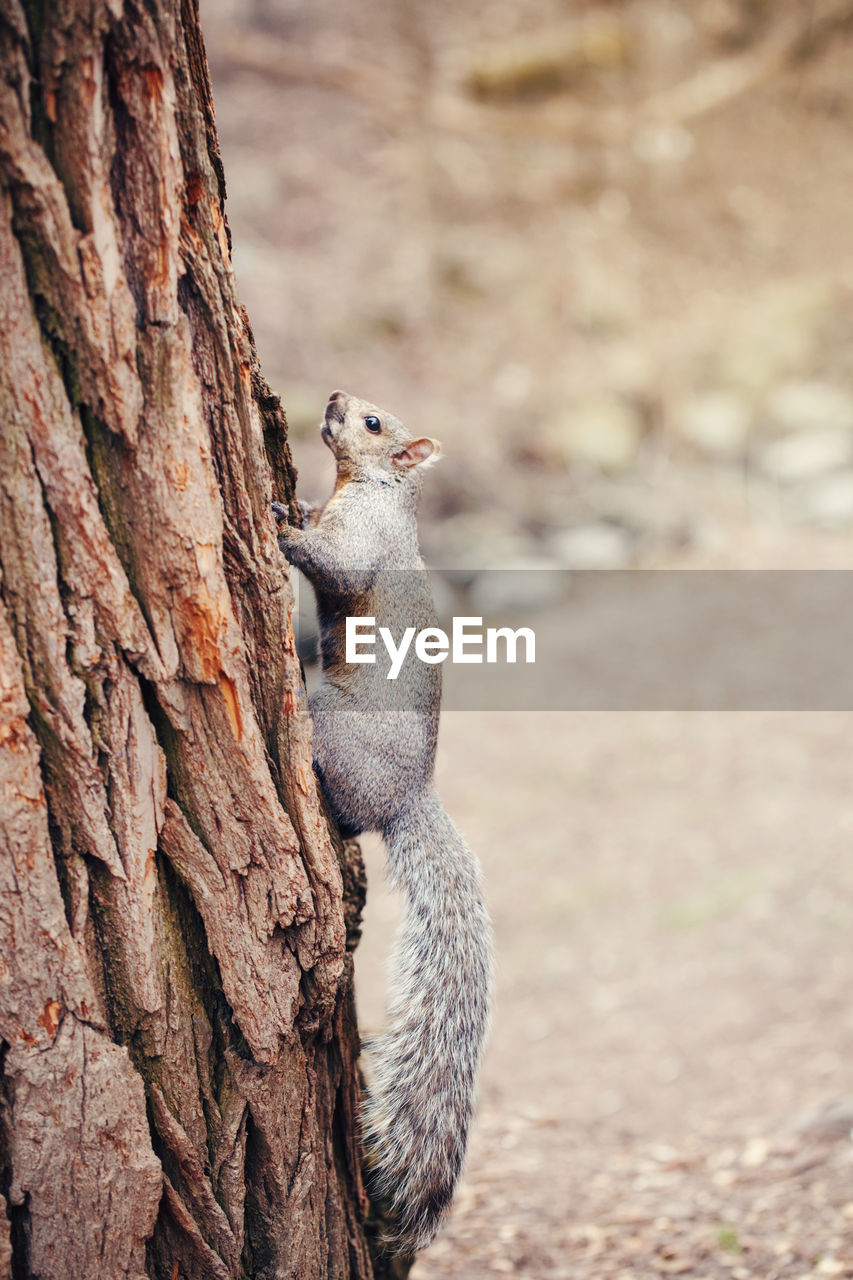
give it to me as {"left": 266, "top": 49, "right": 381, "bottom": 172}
{"left": 0, "top": 1, "right": 387, "bottom": 1276}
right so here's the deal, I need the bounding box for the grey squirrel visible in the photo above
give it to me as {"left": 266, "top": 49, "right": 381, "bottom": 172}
{"left": 272, "top": 390, "right": 493, "bottom": 1255}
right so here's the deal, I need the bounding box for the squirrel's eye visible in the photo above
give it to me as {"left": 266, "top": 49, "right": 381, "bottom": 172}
{"left": 364, "top": 416, "right": 382, "bottom": 433}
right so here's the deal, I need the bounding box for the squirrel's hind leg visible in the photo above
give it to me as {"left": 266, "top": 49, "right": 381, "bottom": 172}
{"left": 309, "top": 687, "right": 401, "bottom": 835}
{"left": 313, "top": 762, "right": 363, "bottom": 839}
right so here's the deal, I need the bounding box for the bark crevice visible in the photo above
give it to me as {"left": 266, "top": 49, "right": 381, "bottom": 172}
{"left": 0, "top": 1042, "right": 27, "bottom": 1280}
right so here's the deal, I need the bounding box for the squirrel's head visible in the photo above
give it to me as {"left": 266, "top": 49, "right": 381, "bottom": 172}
{"left": 320, "top": 390, "right": 442, "bottom": 484}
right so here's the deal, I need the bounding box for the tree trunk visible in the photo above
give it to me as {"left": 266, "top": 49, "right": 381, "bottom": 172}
{"left": 0, "top": 1, "right": 380, "bottom": 1275}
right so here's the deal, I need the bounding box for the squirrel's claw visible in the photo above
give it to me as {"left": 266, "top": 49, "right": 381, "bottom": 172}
{"left": 271, "top": 501, "right": 288, "bottom": 524}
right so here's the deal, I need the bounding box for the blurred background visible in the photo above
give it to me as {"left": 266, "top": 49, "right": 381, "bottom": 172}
{"left": 205, "top": 0, "right": 853, "bottom": 570}
{"left": 203, "top": 2, "right": 853, "bottom": 1275}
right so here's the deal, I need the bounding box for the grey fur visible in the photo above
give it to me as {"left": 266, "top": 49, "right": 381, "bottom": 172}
{"left": 274, "top": 391, "right": 493, "bottom": 1253}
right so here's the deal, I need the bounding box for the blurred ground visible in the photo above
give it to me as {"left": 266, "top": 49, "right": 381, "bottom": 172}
{"left": 392, "top": 700, "right": 853, "bottom": 1280}
{"left": 201, "top": 1, "right": 853, "bottom": 1274}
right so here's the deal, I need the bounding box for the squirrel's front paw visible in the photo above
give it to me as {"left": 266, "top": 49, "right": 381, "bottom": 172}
{"left": 273, "top": 499, "right": 318, "bottom": 532}
{"left": 271, "top": 502, "right": 298, "bottom": 558}
{"left": 297, "top": 498, "right": 320, "bottom": 528}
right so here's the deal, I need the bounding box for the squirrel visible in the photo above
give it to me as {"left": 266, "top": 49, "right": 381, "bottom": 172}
{"left": 272, "top": 390, "right": 493, "bottom": 1255}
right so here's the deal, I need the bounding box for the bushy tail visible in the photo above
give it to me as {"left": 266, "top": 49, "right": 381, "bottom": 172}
{"left": 362, "top": 788, "right": 493, "bottom": 1255}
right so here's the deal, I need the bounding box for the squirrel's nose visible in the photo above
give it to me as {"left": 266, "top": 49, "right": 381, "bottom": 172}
{"left": 325, "top": 391, "right": 346, "bottom": 426}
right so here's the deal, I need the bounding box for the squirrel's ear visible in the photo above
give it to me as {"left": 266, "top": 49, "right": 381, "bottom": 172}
{"left": 392, "top": 437, "right": 442, "bottom": 470}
